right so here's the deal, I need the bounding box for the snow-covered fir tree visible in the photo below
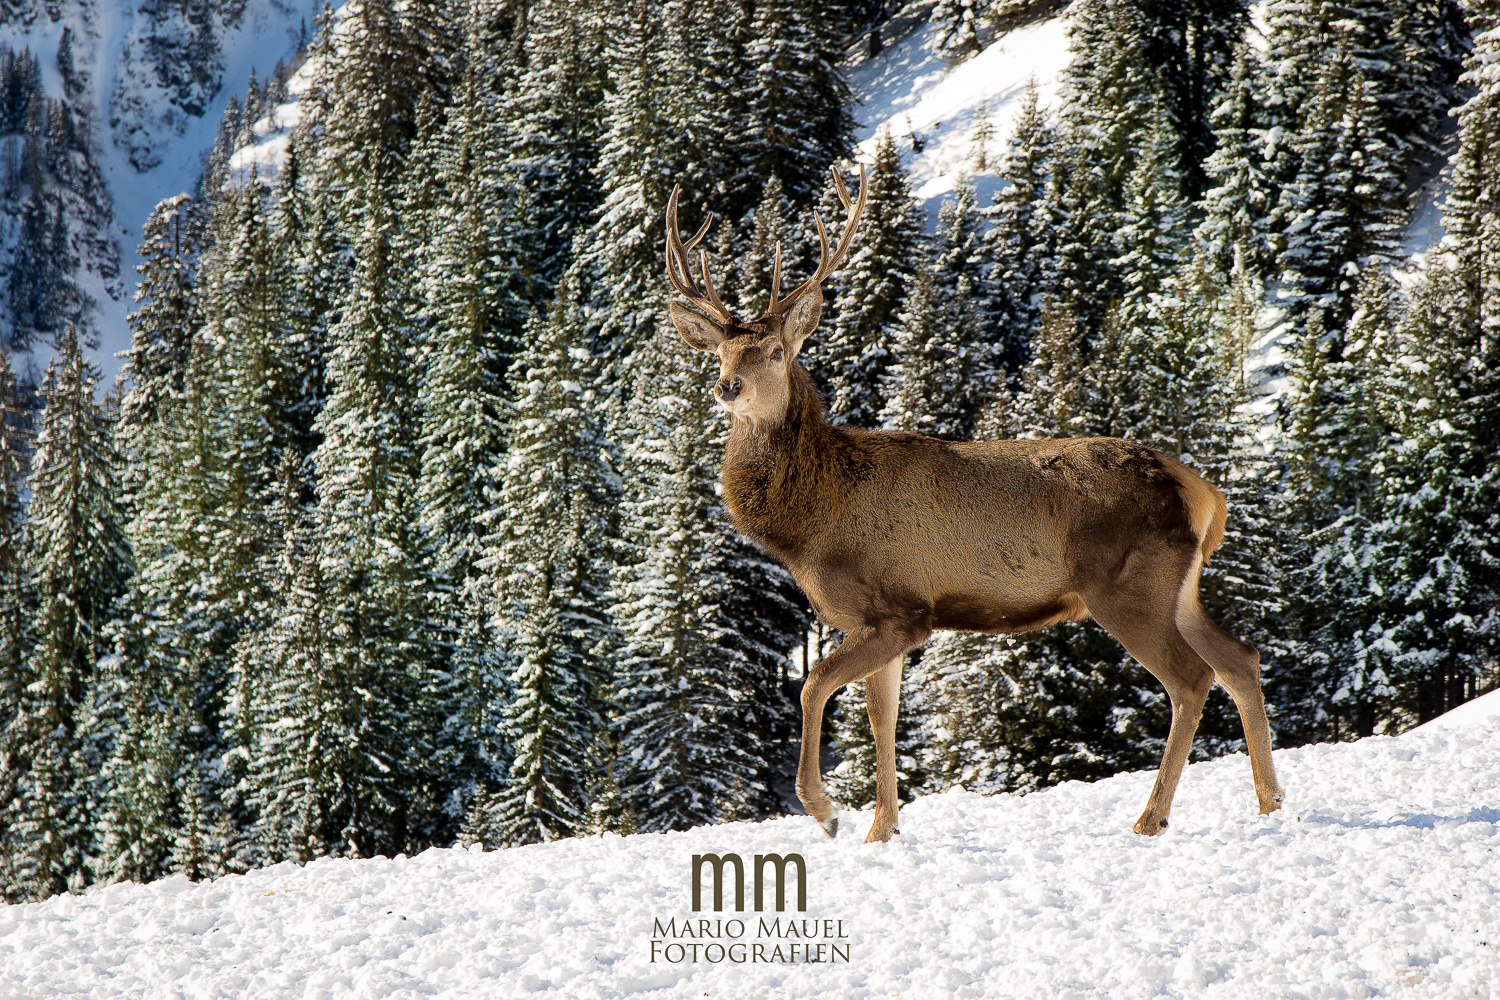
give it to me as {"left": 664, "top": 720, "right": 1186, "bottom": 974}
{"left": 2, "top": 328, "right": 128, "bottom": 900}
{"left": 412, "top": 65, "right": 543, "bottom": 831}
{"left": 1276, "top": 274, "right": 1400, "bottom": 741}
{"left": 610, "top": 331, "right": 770, "bottom": 831}
{"left": 984, "top": 80, "right": 1053, "bottom": 376}
{"left": 118, "top": 194, "right": 204, "bottom": 431}
{"left": 0, "top": 351, "right": 30, "bottom": 881}
{"left": 822, "top": 130, "right": 923, "bottom": 428}
{"left": 742, "top": 0, "right": 856, "bottom": 208}
{"left": 299, "top": 179, "right": 442, "bottom": 858}
{"left": 475, "top": 274, "right": 616, "bottom": 846}
{"left": 1197, "top": 43, "right": 1276, "bottom": 276}
{"left": 932, "top": 0, "right": 983, "bottom": 59}
{"left": 1369, "top": 53, "right": 1500, "bottom": 721}
{"left": 502, "top": 0, "right": 606, "bottom": 284}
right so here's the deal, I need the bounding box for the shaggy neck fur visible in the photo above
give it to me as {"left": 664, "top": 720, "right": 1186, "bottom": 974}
{"left": 720, "top": 362, "right": 870, "bottom": 562}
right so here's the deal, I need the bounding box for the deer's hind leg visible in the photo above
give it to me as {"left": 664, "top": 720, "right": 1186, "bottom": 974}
{"left": 1175, "top": 556, "right": 1284, "bottom": 816}
{"left": 862, "top": 655, "right": 903, "bottom": 843}
{"left": 1086, "top": 576, "right": 1216, "bottom": 837}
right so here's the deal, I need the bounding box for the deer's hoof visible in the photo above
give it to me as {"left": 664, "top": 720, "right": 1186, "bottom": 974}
{"left": 1259, "top": 792, "right": 1285, "bottom": 815}
{"left": 1132, "top": 814, "right": 1169, "bottom": 837}
{"left": 819, "top": 812, "right": 839, "bottom": 838}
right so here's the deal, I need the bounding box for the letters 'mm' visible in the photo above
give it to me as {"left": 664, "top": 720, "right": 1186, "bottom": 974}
{"left": 691, "top": 853, "right": 807, "bottom": 912}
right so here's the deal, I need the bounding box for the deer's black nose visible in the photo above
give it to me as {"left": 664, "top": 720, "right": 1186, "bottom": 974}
{"left": 717, "top": 377, "right": 742, "bottom": 402}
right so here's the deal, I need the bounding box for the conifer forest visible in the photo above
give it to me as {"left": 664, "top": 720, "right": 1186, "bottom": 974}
{"left": 0, "top": 0, "right": 1496, "bottom": 903}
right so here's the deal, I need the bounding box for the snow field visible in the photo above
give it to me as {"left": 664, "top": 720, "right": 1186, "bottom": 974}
{"left": 3, "top": 692, "right": 1499, "bottom": 998}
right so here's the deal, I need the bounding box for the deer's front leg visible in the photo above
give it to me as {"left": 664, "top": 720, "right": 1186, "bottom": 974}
{"left": 796, "top": 624, "right": 922, "bottom": 839}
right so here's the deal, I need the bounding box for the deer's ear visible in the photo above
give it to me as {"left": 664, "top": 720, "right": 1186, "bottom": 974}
{"left": 782, "top": 286, "right": 823, "bottom": 357}
{"left": 669, "top": 302, "right": 727, "bottom": 351}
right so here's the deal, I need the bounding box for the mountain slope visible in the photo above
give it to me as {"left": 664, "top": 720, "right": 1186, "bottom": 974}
{"left": 1, "top": 0, "right": 309, "bottom": 380}
{"left": 3, "top": 689, "right": 1498, "bottom": 998}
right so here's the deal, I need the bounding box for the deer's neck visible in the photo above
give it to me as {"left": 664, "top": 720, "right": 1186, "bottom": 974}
{"left": 721, "top": 363, "right": 863, "bottom": 562}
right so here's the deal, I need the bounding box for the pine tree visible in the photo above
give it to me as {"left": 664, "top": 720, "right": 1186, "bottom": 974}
{"left": 241, "top": 458, "right": 344, "bottom": 863}
{"left": 120, "top": 194, "right": 204, "bottom": 430}
{"left": 932, "top": 0, "right": 983, "bottom": 59}
{"left": 879, "top": 266, "right": 952, "bottom": 436}
{"left": 273, "top": 140, "right": 331, "bottom": 476}
{"left": 89, "top": 582, "right": 185, "bottom": 884}
{"left": 0, "top": 351, "right": 31, "bottom": 883}
{"left": 308, "top": 0, "right": 460, "bottom": 240}
{"left": 0, "top": 351, "right": 27, "bottom": 681}
{"left": 821, "top": 132, "right": 922, "bottom": 427}
{"left": 1274, "top": 42, "right": 1404, "bottom": 336}
{"left": 478, "top": 276, "right": 616, "bottom": 846}
{"left": 610, "top": 335, "right": 765, "bottom": 831}
{"left": 1371, "top": 235, "right": 1500, "bottom": 724}
{"left": 1277, "top": 275, "right": 1399, "bottom": 740}
{"left": 3, "top": 328, "right": 128, "bottom": 900}
{"left": 1049, "top": 0, "right": 1158, "bottom": 328}
{"left": 298, "top": 178, "right": 440, "bottom": 858}
{"left": 413, "top": 68, "right": 543, "bottom": 835}
{"left": 503, "top": 0, "right": 607, "bottom": 283}
{"left": 984, "top": 81, "right": 1054, "bottom": 377}
{"left": 742, "top": 0, "right": 857, "bottom": 208}
{"left": 1109, "top": 114, "right": 1188, "bottom": 331}
{"left": 927, "top": 179, "right": 994, "bottom": 435}
{"left": 1128, "top": 0, "right": 1250, "bottom": 200}
{"left": 572, "top": 0, "right": 679, "bottom": 405}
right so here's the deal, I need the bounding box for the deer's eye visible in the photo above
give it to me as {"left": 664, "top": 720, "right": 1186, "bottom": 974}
{"left": 770, "top": 348, "right": 784, "bottom": 362}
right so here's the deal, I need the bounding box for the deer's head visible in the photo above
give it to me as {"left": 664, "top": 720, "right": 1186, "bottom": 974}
{"left": 665, "top": 166, "right": 867, "bottom": 426}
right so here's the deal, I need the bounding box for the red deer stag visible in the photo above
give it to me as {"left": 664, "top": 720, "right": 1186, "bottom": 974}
{"left": 663, "top": 166, "right": 1284, "bottom": 844}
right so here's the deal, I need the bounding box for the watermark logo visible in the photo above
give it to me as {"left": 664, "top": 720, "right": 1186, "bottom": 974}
{"left": 690, "top": 852, "right": 806, "bottom": 912}
{"left": 648, "top": 851, "right": 851, "bottom": 965}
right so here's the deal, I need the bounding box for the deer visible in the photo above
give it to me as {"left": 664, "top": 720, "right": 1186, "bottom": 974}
{"left": 662, "top": 165, "right": 1284, "bottom": 845}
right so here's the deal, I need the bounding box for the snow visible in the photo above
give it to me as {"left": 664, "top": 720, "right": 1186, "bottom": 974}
{"left": 1414, "top": 687, "right": 1500, "bottom": 733}
{"left": 5, "top": 699, "right": 1500, "bottom": 998}
{"left": 847, "top": 8, "right": 1074, "bottom": 226}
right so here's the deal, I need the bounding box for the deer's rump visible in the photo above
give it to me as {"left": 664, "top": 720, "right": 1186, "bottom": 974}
{"left": 791, "top": 435, "right": 1207, "bottom": 637}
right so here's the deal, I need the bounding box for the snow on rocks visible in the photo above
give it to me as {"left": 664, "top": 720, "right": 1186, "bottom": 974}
{"left": 3, "top": 702, "right": 1499, "bottom": 998}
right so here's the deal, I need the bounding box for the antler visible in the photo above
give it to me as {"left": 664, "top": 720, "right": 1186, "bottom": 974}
{"left": 666, "top": 185, "right": 736, "bottom": 325}
{"left": 759, "top": 163, "right": 868, "bottom": 321}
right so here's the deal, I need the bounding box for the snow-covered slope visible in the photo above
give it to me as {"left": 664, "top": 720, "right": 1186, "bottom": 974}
{"left": 4, "top": 692, "right": 1498, "bottom": 998}
{"left": 847, "top": 7, "right": 1073, "bottom": 225}
{"left": 2, "top": 0, "right": 311, "bottom": 380}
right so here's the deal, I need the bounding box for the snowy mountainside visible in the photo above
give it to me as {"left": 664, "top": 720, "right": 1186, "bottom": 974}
{"left": 4, "top": 689, "right": 1499, "bottom": 998}
{"left": 847, "top": 5, "right": 1073, "bottom": 220}
{"left": 1, "top": 0, "right": 311, "bottom": 381}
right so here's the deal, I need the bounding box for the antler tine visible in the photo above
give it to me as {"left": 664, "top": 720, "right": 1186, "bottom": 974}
{"left": 684, "top": 212, "right": 713, "bottom": 252}
{"left": 820, "top": 162, "right": 867, "bottom": 275}
{"left": 770, "top": 240, "right": 783, "bottom": 306}
{"left": 759, "top": 162, "right": 867, "bottom": 320}
{"left": 832, "top": 167, "right": 852, "bottom": 211}
{"left": 810, "top": 211, "right": 831, "bottom": 276}
{"left": 665, "top": 184, "right": 734, "bottom": 325}
{"left": 699, "top": 248, "right": 731, "bottom": 321}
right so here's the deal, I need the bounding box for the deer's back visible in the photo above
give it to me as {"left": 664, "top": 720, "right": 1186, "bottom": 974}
{"left": 787, "top": 433, "right": 1198, "bottom": 635}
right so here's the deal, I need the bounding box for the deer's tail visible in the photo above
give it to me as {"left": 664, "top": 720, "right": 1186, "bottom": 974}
{"left": 1154, "top": 451, "right": 1228, "bottom": 565}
